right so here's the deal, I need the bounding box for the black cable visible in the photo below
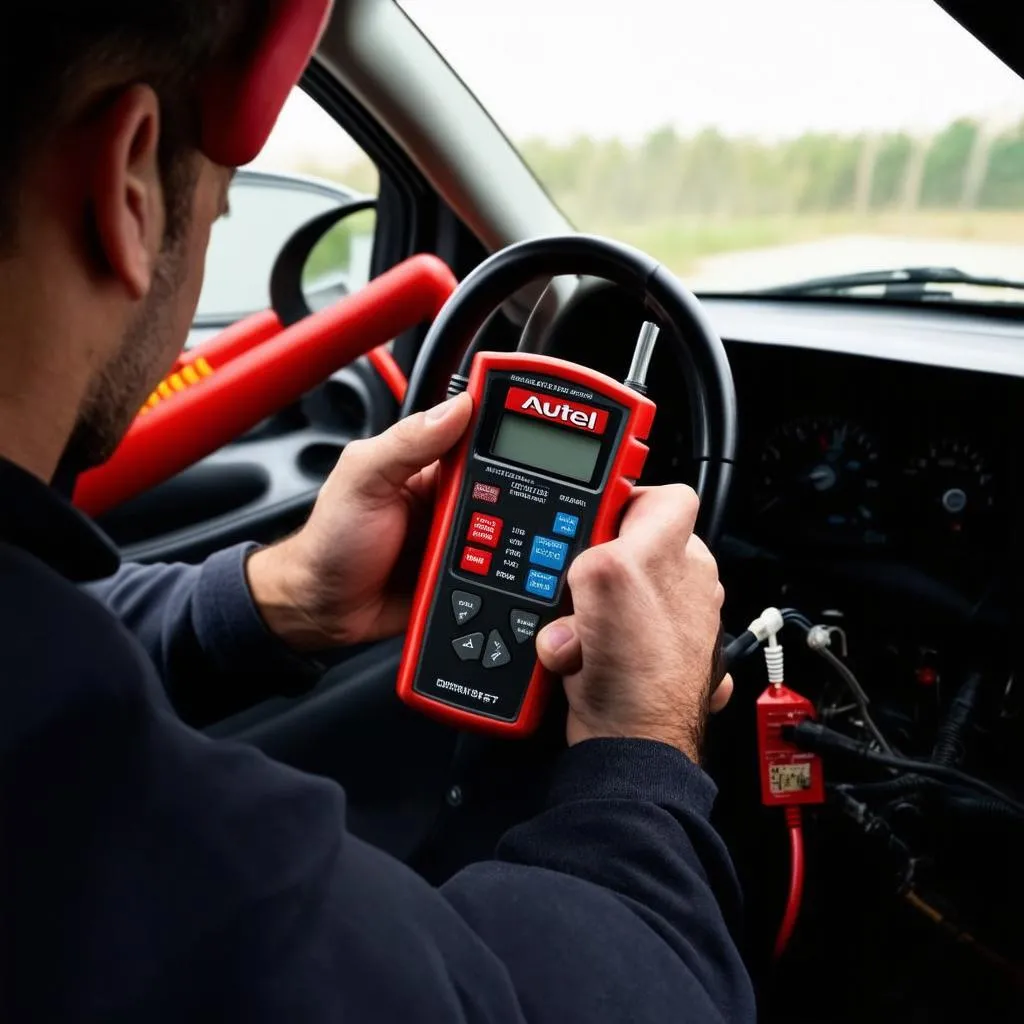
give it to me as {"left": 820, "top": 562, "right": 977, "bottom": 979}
{"left": 838, "top": 775, "right": 1024, "bottom": 827}
{"left": 724, "top": 606, "right": 892, "bottom": 756}
{"left": 723, "top": 611, "right": 812, "bottom": 670}
{"left": 777, "top": 614, "right": 894, "bottom": 754}
{"left": 864, "top": 759, "right": 1024, "bottom": 817}
{"left": 942, "top": 795, "right": 1024, "bottom": 823}
{"left": 932, "top": 671, "right": 982, "bottom": 768}
{"left": 778, "top": 607, "right": 814, "bottom": 630}
{"left": 786, "top": 721, "right": 1024, "bottom": 818}
{"left": 831, "top": 788, "right": 915, "bottom": 866}
{"left": 836, "top": 775, "right": 932, "bottom": 799}
{"left": 816, "top": 645, "right": 894, "bottom": 755}
{"left": 723, "top": 629, "right": 760, "bottom": 670}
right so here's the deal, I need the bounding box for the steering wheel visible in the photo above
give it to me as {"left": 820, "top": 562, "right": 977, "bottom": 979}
{"left": 400, "top": 235, "right": 737, "bottom": 545}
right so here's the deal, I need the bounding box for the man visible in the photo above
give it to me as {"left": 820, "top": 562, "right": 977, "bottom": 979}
{"left": 0, "top": 2, "right": 754, "bottom": 1021}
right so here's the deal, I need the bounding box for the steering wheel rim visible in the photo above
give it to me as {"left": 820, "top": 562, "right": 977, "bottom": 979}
{"left": 400, "top": 234, "right": 737, "bottom": 545}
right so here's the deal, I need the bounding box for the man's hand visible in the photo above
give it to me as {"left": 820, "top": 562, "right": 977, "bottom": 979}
{"left": 246, "top": 394, "right": 474, "bottom": 652}
{"left": 535, "top": 484, "right": 732, "bottom": 762}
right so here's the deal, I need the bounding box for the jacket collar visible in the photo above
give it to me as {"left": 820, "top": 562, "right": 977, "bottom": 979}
{"left": 0, "top": 457, "right": 120, "bottom": 582}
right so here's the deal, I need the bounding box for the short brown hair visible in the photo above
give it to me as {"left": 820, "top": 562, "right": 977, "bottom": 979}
{"left": 0, "top": 1, "right": 269, "bottom": 252}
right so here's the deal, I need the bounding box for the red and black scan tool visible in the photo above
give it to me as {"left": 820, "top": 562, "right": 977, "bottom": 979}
{"left": 397, "top": 325, "right": 660, "bottom": 737}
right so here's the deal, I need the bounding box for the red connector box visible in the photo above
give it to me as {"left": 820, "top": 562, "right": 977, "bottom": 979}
{"left": 756, "top": 685, "right": 826, "bottom": 807}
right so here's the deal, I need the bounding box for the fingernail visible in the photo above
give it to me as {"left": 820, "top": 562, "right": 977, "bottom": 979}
{"left": 540, "top": 624, "right": 574, "bottom": 652}
{"left": 426, "top": 396, "right": 459, "bottom": 422}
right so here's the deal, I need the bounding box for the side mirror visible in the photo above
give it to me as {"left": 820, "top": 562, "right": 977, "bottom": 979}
{"left": 286, "top": 201, "right": 378, "bottom": 321}
{"left": 195, "top": 170, "right": 375, "bottom": 326}
{"left": 274, "top": 199, "right": 378, "bottom": 324}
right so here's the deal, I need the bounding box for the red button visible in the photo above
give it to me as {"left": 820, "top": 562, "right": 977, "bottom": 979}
{"left": 467, "top": 512, "right": 503, "bottom": 548}
{"left": 460, "top": 546, "right": 492, "bottom": 575}
{"left": 472, "top": 482, "right": 501, "bottom": 504}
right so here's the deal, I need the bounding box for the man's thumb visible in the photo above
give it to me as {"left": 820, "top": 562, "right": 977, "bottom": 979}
{"left": 536, "top": 617, "right": 583, "bottom": 677}
{"left": 344, "top": 393, "right": 473, "bottom": 504}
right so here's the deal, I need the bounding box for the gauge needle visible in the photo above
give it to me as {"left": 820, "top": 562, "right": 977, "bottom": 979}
{"left": 806, "top": 465, "right": 837, "bottom": 491}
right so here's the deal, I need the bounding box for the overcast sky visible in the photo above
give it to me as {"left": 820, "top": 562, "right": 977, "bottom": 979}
{"left": 255, "top": 0, "right": 1024, "bottom": 171}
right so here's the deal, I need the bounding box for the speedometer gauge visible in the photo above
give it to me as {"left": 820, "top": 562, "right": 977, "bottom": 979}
{"left": 902, "top": 439, "right": 994, "bottom": 540}
{"left": 757, "top": 417, "right": 884, "bottom": 543}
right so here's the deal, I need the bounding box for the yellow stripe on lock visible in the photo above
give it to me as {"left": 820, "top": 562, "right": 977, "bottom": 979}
{"left": 140, "top": 357, "right": 214, "bottom": 414}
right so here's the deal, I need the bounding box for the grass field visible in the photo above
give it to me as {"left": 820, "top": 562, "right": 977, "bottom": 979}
{"left": 302, "top": 154, "right": 1024, "bottom": 283}
{"left": 581, "top": 210, "right": 1024, "bottom": 276}
{"left": 301, "top": 205, "right": 1024, "bottom": 286}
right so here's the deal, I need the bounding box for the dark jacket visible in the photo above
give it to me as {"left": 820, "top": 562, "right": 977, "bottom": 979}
{"left": 0, "top": 456, "right": 754, "bottom": 1023}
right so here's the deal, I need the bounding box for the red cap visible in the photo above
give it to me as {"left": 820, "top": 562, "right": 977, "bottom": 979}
{"left": 201, "top": 0, "right": 334, "bottom": 167}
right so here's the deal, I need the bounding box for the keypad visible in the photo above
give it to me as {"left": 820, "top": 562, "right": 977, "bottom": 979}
{"left": 483, "top": 630, "right": 511, "bottom": 669}
{"left": 472, "top": 482, "right": 501, "bottom": 504}
{"left": 457, "top": 477, "right": 591, "bottom": 606}
{"left": 446, "top": 590, "right": 516, "bottom": 674}
{"left": 451, "top": 481, "right": 592, "bottom": 681}
{"left": 452, "top": 632, "right": 484, "bottom": 661}
{"left": 524, "top": 569, "right": 558, "bottom": 600}
{"left": 552, "top": 511, "right": 579, "bottom": 538}
{"left": 467, "top": 512, "right": 503, "bottom": 548}
{"left": 528, "top": 535, "right": 569, "bottom": 572}
{"left": 459, "top": 546, "right": 492, "bottom": 575}
{"left": 451, "top": 590, "right": 482, "bottom": 625}
{"left": 510, "top": 609, "right": 540, "bottom": 644}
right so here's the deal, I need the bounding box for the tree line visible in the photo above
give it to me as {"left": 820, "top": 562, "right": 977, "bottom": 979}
{"left": 518, "top": 116, "right": 1024, "bottom": 226}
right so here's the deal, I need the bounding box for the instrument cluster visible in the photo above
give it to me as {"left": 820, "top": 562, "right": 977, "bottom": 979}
{"left": 753, "top": 414, "right": 997, "bottom": 551}
{"left": 721, "top": 342, "right": 1019, "bottom": 569}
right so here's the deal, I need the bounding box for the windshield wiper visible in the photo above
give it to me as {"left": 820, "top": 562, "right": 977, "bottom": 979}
{"left": 759, "top": 266, "right": 1024, "bottom": 301}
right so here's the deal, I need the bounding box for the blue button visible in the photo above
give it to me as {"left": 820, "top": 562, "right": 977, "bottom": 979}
{"left": 553, "top": 512, "right": 580, "bottom": 538}
{"left": 524, "top": 569, "right": 559, "bottom": 600}
{"left": 529, "top": 535, "right": 569, "bottom": 571}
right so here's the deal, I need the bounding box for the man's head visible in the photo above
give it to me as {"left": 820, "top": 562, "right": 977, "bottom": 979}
{"left": 0, "top": 2, "right": 330, "bottom": 480}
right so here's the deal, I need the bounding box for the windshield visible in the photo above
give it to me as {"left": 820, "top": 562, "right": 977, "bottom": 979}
{"left": 401, "top": 0, "right": 1024, "bottom": 300}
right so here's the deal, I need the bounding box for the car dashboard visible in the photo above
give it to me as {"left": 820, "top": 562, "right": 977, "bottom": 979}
{"left": 551, "top": 286, "right": 1024, "bottom": 611}
{"left": 545, "top": 285, "right": 1024, "bottom": 1008}
{"left": 725, "top": 342, "right": 1020, "bottom": 584}
{"left": 547, "top": 285, "right": 1024, "bottom": 1001}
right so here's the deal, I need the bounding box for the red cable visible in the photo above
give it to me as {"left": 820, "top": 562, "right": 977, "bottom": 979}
{"left": 367, "top": 345, "right": 408, "bottom": 403}
{"left": 774, "top": 805, "right": 805, "bottom": 960}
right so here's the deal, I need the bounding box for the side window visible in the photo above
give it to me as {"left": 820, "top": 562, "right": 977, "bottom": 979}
{"left": 195, "top": 89, "right": 379, "bottom": 324}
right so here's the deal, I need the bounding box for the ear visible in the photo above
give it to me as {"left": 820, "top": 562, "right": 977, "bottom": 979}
{"left": 91, "top": 84, "right": 165, "bottom": 301}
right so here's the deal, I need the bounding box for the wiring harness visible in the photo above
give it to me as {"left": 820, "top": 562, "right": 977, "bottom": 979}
{"left": 728, "top": 605, "right": 1024, "bottom": 974}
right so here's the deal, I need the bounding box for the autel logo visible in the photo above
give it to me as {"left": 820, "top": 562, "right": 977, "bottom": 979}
{"left": 505, "top": 387, "right": 609, "bottom": 435}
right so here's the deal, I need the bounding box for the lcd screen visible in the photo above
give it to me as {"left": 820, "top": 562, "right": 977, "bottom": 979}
{"left": 492, "top": 413, "right": 602, "bottom": 482}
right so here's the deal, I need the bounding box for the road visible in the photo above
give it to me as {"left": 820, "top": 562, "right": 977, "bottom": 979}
{"left": 685, "top": 234, "right": 1024, "bottom": 294}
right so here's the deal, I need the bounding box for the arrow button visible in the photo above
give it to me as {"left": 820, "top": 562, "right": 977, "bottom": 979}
{"left": 451, "top": 590, "right": 482, "bottom": 625}
{"left": 451, "top": 632, "right": 484, "bottom": 661}
{"left": 509, "top": 609, "right": 540, "bottom": 644}
{"left": 482, "top": 630, "right": 511, "bottom": 669}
